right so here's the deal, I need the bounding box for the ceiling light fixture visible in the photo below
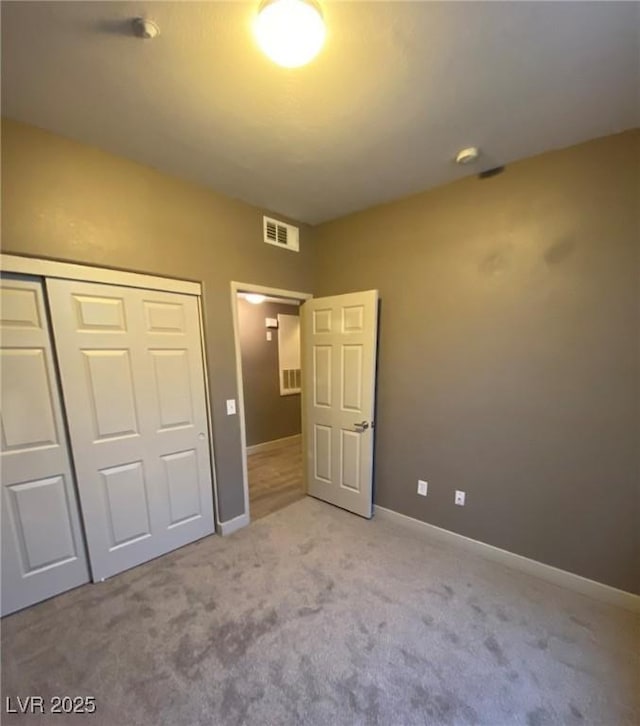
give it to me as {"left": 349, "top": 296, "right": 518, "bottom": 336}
{"left": 254, "top": 0, "right": 326, "bottom": 68}
{"left": 244, "top": 293, "right": 267, "bottom": 305}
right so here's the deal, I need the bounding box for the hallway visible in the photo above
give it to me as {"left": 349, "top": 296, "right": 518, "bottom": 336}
{"left": 248, "top": 436, "right": 305, "bottom": 520}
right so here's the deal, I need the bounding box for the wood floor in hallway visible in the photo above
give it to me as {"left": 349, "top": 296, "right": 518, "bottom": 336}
{"left": 247, "top": 436, "right": 305, "bottom": 520}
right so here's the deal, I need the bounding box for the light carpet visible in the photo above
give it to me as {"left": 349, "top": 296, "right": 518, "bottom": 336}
{"left": 2, "top": 497, "right": 638, "bottom": 726}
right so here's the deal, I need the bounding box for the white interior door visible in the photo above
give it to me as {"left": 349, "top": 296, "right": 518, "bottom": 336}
{"left": 1, "top": 276, "right": 90, "bottom": 615}
{"left": 302, "top": 290, "right": 379, "bottom": 518}
{"left": 46, "top": 279, "right": 215, "bottom": 581}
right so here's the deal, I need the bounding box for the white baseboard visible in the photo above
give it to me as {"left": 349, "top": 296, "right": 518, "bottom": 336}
{"left": 219, "top": 512, "right": 250, "bottom": 536}
{"left": 246, "top": 433, "right": 301, "bottom": 456}
{"left": 374, "top": 505, "right": 640, "bottom": 613}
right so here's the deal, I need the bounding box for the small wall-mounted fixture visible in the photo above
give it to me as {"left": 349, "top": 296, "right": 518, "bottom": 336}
{"left": 478, "top": 166, "right": 505, "bottom": 180}
{"left": 254, "top": 0, "right": 326, "bottom": 68}
{"left": 132, "top": 17, "right": 160, "bottom": 40}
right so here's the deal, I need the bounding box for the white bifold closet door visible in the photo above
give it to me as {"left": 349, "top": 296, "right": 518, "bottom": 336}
{"left": 1, "top": 276, "right": 90, "bottom": 616}
{"left": 47, "top": 279, "right": 215, "bottom": 581}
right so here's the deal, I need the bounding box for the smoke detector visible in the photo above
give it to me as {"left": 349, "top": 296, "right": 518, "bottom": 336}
{"left": 132, "top": 17, "right": 160, "bottom": 40}
{"left": 455, "top": 147, "right": 480, "bottom": 165}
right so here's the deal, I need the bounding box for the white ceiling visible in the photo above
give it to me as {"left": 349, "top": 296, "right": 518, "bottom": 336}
{"left": 2, "top": 2, "right": 638, "bottom": 224}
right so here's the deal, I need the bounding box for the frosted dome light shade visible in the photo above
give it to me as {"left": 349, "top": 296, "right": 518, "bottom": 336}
{"left": 254, "top": 0, "right": 326, "bottom": 68}
{"left": 245, "top": 293, "right": 266, "bottom": 304}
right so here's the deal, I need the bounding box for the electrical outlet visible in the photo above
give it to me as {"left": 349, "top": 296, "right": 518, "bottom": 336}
{"left": 417, "top": 480, "right": 428, "bottom": 496}
{"left": 455, "top": 490, "right": 466, "bottom": 506}
{"left": 226, "top": 399, "right": 236, "bottom": 416}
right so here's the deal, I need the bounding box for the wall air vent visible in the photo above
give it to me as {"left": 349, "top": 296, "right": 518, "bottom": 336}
{"left": 263, "top": 216, "right": 299, "bottom": 252}
{"left": 281, "top": 368, "right": 302, "bottom": 394}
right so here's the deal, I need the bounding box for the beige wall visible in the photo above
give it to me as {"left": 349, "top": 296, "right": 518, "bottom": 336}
{"left": 313, "top": 130, "right": 640, "bottom": 593}
{"left": 0, "top": 118, "right": 312, "bottom": 523}
{"left": 238, "top": 298, "right": 301, "bottom": 447}
{"left": 3, "top": 118, "right": 638, "bottom": 592}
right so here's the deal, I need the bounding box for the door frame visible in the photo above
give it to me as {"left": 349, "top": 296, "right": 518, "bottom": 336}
{"left": 1, "top": 253, "right": 222, "bottom": 534}
{"left": 230, "top": 281, "right": 313, "bottom": 525}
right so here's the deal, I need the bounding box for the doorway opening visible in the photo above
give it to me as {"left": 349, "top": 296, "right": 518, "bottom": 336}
{"left": 230, "top": 282, "right": 312, "bottom": 523}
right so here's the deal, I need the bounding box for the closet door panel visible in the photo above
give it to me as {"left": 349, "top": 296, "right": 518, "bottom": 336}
{"left": 1, "top": 276, "right": 90, "bottom": 616}
{"left": 47, "top": 279, "right": 215, "bottom": 581}
{"left": 141, "top": 291, "right": 213, "bottom": 534}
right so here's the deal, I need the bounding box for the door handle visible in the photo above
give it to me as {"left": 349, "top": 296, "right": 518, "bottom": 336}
{"left": 350, "top": 421, "right": 369, "bottom": 433}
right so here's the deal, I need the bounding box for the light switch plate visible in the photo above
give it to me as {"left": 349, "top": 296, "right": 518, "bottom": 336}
{"left": 417, "top": 480, "right": 428, "bottom": 496}
{"left": 455, "top": 490, "right": 466, "bottom": 506}
{"left": 266, "top": 331, "right": 272, "bottom": 341}
{"left": 226, "top": 399, "right": 236, "bottom": 416}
